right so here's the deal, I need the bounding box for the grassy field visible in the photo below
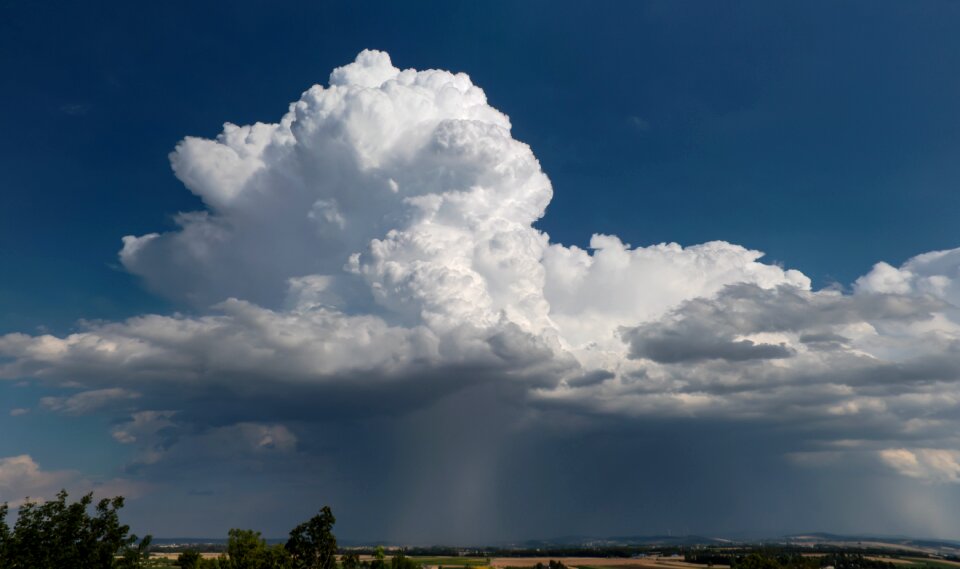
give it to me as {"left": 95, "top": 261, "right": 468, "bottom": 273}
{"left": 143, "top": 559, "right": 179, "bottom": 568}
{"left": 576, "top": 563, "right": 726, "bottom": 569}
{"left": 411, "top": 557, "right": 491, "bottom": 566}
{"left": 490, "top": 558, "right": 721, "bottom": 569}
{"left": 900, "top": 558, "right": 960, "bottom": 569}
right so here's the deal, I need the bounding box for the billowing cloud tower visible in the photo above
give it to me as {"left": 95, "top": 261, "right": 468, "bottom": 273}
{"left": 3, "top": 50, "right": 960, "bottom": 541}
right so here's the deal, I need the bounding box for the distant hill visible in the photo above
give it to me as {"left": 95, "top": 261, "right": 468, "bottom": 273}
{"left": 772, "top": 533, "right": 960, "bottom": 555}
{"left": 512, "top": 534, "right": 734, "bottom": 548}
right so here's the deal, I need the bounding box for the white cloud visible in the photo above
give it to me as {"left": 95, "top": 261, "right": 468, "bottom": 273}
{"left": 879, "top": 448, "right": 960, "bottom": 483}
{"left": 0, "top": 455, "right": 71, "bottom": 504}
{"left": 0, "top": 50, "right": 808, "bottom": 391}
{"left": 0, "top": 455, "right": 145, "bottom": 506}
{"left": 0, "top": 50, "right": 959, "bottom": 485}
{"left": 111, "top": 410, "right": 177, "bottom": 446}
{"left": 532, "top": 273, "right": 960, "bottom": 481}
{"left": 856, "top": 248, "right": 960, "bottom": 306}
{"left": 41, "top": 387, "right": 140, "bottom": 415}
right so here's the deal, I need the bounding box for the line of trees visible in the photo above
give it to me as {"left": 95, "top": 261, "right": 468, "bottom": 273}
{"left": 177, "top": 505, "right": 341, "bottom": 569}
{"left": 0, "top": 489, "right": 377, "bottom": 569}
{"left": 177, "top": 531, "right": 422, "bottom": 569}
{"left": 683, "top": 550, "right": 899, "bottom": 569}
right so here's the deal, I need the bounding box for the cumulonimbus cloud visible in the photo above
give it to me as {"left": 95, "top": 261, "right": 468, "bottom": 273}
{"left": 1, "top": 50, "right": 959, "bottom": 485}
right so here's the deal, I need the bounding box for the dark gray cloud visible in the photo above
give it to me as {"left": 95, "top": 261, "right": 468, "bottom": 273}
{"left": 626, "top": 331, "right": 793, "bottom": 363}
{"left": 566, "top": 369, "right": 616, "bottom": 388}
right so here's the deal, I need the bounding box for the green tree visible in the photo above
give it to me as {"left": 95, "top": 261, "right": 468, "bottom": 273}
{"left": 262, "top": 543, "right": 295, "bottom": 569}
{"left": 285, "top": 506, "right": 338, "bottom": 569}
{"left": 227, "top": 529, "right": 268, "bottom": 569}
{"left": 0, "top": 502, "right": 10, "bottom": 567}
{"left": 390, "top": 551, "right": 420, "bottom": 569}
{"left": 734, "top": 553, "right": 782, "bottom": 569}
{"left": 341, "top": 551, "right": 361, "bottom": 569}
{"left": 178, "top": 550, "right": 203, "bottom": 569}
{"left": 370, "top": 546, "right": 386, "bottom": 569}
{"left": 200, "top": 557, "right": 225, "bottom": 569}
{"left": 200, "top": 556, "right": 225, "bottom": 569}
{"left": 118, "top": 534, "right": 152, "bottom": 568}
{"left": 1, "top": 489, "right": 145, "bottom": 569}
{"left": 224, "top": 528, "right": 292, "bottom": 569}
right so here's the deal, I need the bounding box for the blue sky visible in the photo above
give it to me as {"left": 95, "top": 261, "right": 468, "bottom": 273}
{"left": 2, "top": 1, "right": 960, "bottom": 542}
{"left": 5, "top": 1, "right": 960, "bottom": 334}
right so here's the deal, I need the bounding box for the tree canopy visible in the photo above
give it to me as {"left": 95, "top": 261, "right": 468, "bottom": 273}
{"left": 0, "top": 494, "right": 415, "bottom": 569}
{"left": 286, "top": 505, "right": 338, "bottom": 569}
{"left": 0, "top": 490, "right": 150, "bottom": 568}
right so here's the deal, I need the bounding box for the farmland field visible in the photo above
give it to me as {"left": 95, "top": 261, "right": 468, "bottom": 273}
{"left": 489, "top": 557, "right": 726, "bottom": 569}
{"left": 411, "top": 557, "right": 491, "bottom": 566}
{"left": 901, "top": 558, "right": 960, "bottom": 569}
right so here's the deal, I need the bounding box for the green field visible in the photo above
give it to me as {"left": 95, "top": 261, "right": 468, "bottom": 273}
{"left": 410, "top": 557, "right": 490, "bottom": 566}
{"left": 900, "top": 558, "right": 960, "bottom": 569}
{"left": 143, "top": 559, "right": 179, "bottom": 568}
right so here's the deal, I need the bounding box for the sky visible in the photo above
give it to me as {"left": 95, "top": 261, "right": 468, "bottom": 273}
{"left": 1, "top": 0, "right": 960, "bottom": 543}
